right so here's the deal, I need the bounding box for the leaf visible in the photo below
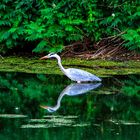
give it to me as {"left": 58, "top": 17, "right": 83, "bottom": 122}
{"left": 65, "top": 25, "right": 74, "bottom": 31}
{"left": 12, "top": 33, "right": 18, "bottom": 40}
{"left": 111, "top": 18, "right": 122, "bottom": 27}
{"left": 60, "top": 19, "right": 83, "bottom": 25}
{"left": 122, "top": 34, "right": 133, "bottom": 41}
{"left": 1, "top": 32, "right": 11, "bottom": 40}
{"left": 49, "top": 44, "right": 63, "bottom": 53}
{"left": 33, "top": 40, "right": 48, "bottom": 52}
{"left": 9, "top": 28, "right": 17, "bottom": 33}
{"left": 37, "top": 40, "right": 47, "bottom": 49}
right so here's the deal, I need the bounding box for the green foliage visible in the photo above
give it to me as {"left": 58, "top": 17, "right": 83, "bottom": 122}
{"left": 99, "top": 1, "right": 140, "bottom": 51}
{"left": 122, "top": 29, "right": 140, "bottom": 51}
{"left": 0, "top": 0, "right": 140, "bottom": 54}
{"left": 121, "top": 76, "right": 140, "bottom": 98}
{"left": 0, "top": 0, "right": 38, "bottom": 53}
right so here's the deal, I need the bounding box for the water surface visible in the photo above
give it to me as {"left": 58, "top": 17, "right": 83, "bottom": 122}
{"left": 0, "top": 72, "right": 140, "bottom": 140}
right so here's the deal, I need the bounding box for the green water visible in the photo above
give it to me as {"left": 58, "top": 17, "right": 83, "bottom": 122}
{"left": 0, "top": 72, "right": 140, "bottom": 140}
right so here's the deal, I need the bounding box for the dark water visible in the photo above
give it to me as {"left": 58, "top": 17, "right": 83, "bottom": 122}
{"left": 0, "top": 72, "right": 140, "bottom": 140}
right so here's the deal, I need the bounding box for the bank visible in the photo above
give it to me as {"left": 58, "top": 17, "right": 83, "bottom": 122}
{"left": 0, "top": 56, "right": 140, "bottom": 77}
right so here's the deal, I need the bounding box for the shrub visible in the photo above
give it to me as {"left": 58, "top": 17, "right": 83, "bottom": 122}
{"left": 0, "top": 0, "right": 139, "bottom": 54}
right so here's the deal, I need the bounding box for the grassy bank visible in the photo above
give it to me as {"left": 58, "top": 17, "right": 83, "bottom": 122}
{"left": 0, "top": 56, "right": 140, "bottom": 76}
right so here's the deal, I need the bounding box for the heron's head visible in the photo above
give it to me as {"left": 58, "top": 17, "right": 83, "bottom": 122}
{"left": 40, "top": 53, "right": 58, "bottom": 60}
{"left": 40, "top": 105, "right": 56, "bottom": 113}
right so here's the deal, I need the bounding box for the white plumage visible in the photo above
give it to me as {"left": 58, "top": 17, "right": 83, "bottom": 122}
{"left": 40, "top": 53, "right": 102, "bottom": 83}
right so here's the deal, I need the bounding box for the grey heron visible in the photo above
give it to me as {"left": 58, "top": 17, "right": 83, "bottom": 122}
{"left": 40, "top": 83, "right": 101, "bottom": 112}
{"left": 40, "top": 53, "right": 101, "bottom": 83}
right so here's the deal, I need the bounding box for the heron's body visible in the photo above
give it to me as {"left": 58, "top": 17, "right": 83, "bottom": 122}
{"left": 65, "top": 68, "right": 101, "bottom": 82}
{"left": 40, "top": 53, "right": 101, "bottom": 83}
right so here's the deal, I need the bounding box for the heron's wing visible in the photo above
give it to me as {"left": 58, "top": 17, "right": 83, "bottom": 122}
{"left": 66, "top": 68, "right": 101, "bottom": 82}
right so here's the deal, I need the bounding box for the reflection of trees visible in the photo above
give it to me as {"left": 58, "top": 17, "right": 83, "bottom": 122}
{"left": 91, "top": 75, "right": 140, "bottom": 122}
{"left": 0, "top": 72, "right": 140, "bottom": 122}
{"left": 0, "top": 73, "right": 140, "bottom": 140}
{"left": 0, "top": 72, "right": 69, "bottom": 118}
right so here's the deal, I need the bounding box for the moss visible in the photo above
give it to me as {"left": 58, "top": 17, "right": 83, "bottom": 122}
{"left": 0, "top": 56, "right": 140, "bottom": 76}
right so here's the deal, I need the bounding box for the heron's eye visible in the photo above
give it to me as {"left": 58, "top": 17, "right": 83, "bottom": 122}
{"left": 49, "top": 53, "right": 55, "bottom": 56}
{"left": 48, "top": 54, "right": 52, "bottom": 56}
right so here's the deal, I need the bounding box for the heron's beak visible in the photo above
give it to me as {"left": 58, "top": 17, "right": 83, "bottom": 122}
{"left": 40, "top": 105, "right": 48, "bottom": 109}
{"left": 40, "top": 56, "right": 48, "bottom": 60}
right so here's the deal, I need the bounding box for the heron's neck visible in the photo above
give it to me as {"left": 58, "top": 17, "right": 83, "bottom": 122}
{"left": 57, "top": 92, "right": 65, "bottom": 106}
{"left": 50, "top": 93, "right": 65, "bottom": 111}
{"left": 56, "top": 55, "right": 66, "bottom": 74}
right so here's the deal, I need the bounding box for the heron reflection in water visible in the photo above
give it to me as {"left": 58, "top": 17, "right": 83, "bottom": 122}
{"left": 40, "top": 83, "right": 101, "bottom": 112}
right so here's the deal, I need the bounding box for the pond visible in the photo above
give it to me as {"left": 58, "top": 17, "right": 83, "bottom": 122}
{"left": 0, "top": 72, "right": 140, "bottom": 140}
